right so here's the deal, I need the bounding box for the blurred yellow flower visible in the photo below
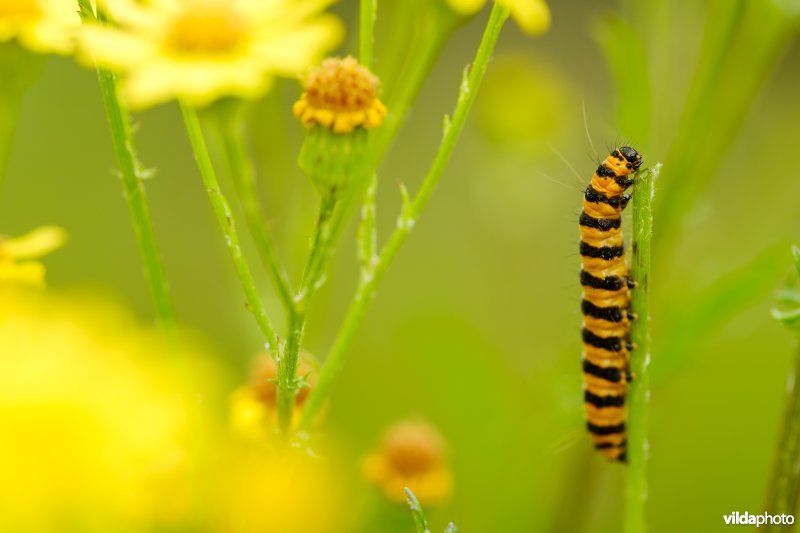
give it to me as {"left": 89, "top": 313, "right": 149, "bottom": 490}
{"left": 218, "top": 443, "right": 351, "bottom": 533}
{"left": 80, "top": 0, "right": 344, "bottom": 109}
{"left": 0, "top": 289, "right": 224, "bottom": 530}
{"left": 362, "top": 419, "right": 453, "bottom": 506}
{"left": 0, "top": 225, "right": 65, "bottom": 288}
{"left": 230, "top": 352, "right": 322, "bottom": 440}
{"left": 0, "top": 0, "right": 85, "bottom": 54}
{"left": 445, "top": 0, "right": 551, "bottom": 36}
{"left": 293, "top": 56, "right": 387, "bottom": 134}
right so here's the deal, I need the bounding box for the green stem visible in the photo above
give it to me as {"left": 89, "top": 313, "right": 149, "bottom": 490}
{"left": 625, "top": 163, "right": 659, "bottom": 533}
{"left": 179, "top": 102, "right": 278, "bottom": 353}
{"left": 277, "top": 194, "right": 338, "bottom": 431}
{"left": 300, "top": 3, "right": 510, "bottom": 428}
{"left": 371, "top": 27, "right": 450, "bottom": 167}
{"left": 216, "top": 117, "right": 296, "bottom": 314}
{"left": 356, "top": 0, "right": 378, "bottom": 269}
{"left": 357, "top": 174, "right": 378, "bottom": 271}
{"left": 77, "top": 1, "right": 176, "bottom": 333}
{"left": 0, "top": 94, "right": 21, "bottom": 194}
{"left": 359, "top": 0, "right": 376, "bottom": 68}
{"left": 405, "top": 488, "right": 432, "bottom": 533}
{"left": 0, "top": 43, "right": 45, "bottom": 195}
{"left": 765, "top": 345, "right": 800, "bottom": 532}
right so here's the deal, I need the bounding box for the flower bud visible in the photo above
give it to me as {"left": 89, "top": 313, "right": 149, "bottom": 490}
{"left": 293, "top": 56, "right": 387, "bottom": 198}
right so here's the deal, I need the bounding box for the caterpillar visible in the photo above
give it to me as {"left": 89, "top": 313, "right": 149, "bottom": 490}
{"left": 579, "top": 145, "right": 643, "bottom": 463}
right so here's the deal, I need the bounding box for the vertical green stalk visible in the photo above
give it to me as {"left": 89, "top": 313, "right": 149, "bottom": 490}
{"left": 360, "top": 0, "right": 376, "bottom": 67}
{"left": 371, "top": 28, "right": 449, "bottom": 166}
{"left": 0, "top": 44, "right": 45, "bottom": 194}
{"left": 77, "top": 1, "right": 176, "bottom": 333}
{"left": 358, "top": 174, "right": 378, "bottom": 271}
{"left": 625, "top": 163, "right": 659, "bottom": 533}
{"left": 0, "top": 95, "right": 21, "bottom": 193}
{"left": 356, "top": 0, "right": 378, "bottom": 272}
{"left": 766, "top": 346, "right": 800, "bottom": 531}
{"left": 179, "top": 102, "right": 278, "bottom": 353}
{"left": 765, "top": 246, "right": 800, "bottom": 531}
{"left": 301, "top": 3, "right": 510, "bottom": 428}
{"left": 216, "top": 116, "right": 296, "bottom": 314}
{"left": 276, "top": 194, "right": 337, "bottom": 431}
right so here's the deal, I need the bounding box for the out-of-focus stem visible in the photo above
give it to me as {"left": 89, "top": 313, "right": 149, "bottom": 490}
{"left": 180, "top": 103, "right": 278, "bottom": 353}
{"left": 217, "top": 117, "right": 296, "bottom": 314}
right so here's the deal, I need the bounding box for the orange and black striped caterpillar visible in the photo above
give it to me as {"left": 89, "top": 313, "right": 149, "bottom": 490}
{"left": 579, "top": 146, "right": 643, "bottom": 463}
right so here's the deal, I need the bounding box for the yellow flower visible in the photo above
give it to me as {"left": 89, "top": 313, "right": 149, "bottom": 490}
{"left": 362, "top": 419, "right": 453, "bottom": 506}
{"left": 0, "top": 225, "right": 65, "bottom": 288}
{"left": 0, "top": 0, "right": 86, "bottom": 54}
{"left": 80, "top": 0, "right": 343, "bottom": 109}
{"left": 218, "top": 443, "right": 352, "bottom": 533}
{"left": 0, "top": 289, "right": 223, "bottom": 530}
{"left": 445, "top": 0, "right": 551, "bottom": 36}
{"left": 293, "top": 56, "right": 387, "bottom": 134}
{"left": 229, "top": 352, "right": 323, "bottom": 440}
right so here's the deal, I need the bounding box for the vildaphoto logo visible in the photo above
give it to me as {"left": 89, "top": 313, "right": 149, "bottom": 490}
{"left": 723, "top": 512, "right": 795, "bottom": 527}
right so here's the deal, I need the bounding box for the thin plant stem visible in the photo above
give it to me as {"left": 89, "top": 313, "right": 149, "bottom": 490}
{"left": 359, "top": 0, "right": 376, "bottom": 68}
{"left": 625, "top": 163, "right": 659, "bottom": 533}
{"left": 371, "top": 29, "right": 449, "bottom": 167}
{"left": 765, "top": 345, "right": 800, "bottom": 532}
{"left": 356, "top": 0, "right": 378, "bottom": 272}
{"left": 0, "top": 96, "right": 21, "bottom": 194}
{"left": 179, "top": 102, "right": 279, "bottom": 353}
{"left": 358, "top": 174, "right": 378, "bottom": 271}
{"left": 276, "top": 194, "right": 337, "bottom": 431}
{"left": 405, "top": 488, "right": 431, "bottom": 533}
{"left": 765, "top": 246, "right": 800, "bottom": 531}
{"left": 77, "top": 0, "right": 176, "bottom": 334}
{"left": 300, "top": 4, "right": 511, "bottom": 428}
{"left": 216, "top": 118, "right": 296, "bottom": 314}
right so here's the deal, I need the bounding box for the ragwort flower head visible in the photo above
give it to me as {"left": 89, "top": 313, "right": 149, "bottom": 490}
{"left": 0, "top": 0, "right": 85, "bottom": 54}
{"left": 445, "top": 0, "right": 551, "bottom": 36}
{"left": 82, "top": 0, "right": 344, "bottom": 109}
{"left": 293, "top": 55, "right": 387, "bottom": 134}
{"left": 293, "top": 56, "right": 386, "bottom": 197}
{"left": 362, "top": 419, "right": 453, "bottom": 506}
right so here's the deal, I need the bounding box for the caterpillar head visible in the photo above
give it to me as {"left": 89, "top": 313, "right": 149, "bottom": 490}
{"left": 617, "top": 146, "right": 643, "bottom": 171}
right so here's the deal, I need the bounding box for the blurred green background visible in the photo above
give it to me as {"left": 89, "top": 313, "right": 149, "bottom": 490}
{"left": 2, "top": 0, "right": 800, "bottom": 531}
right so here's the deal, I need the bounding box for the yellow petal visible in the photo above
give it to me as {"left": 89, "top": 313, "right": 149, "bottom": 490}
{"left": 0, "top": 261, "right": 46, "bottom": 288}
{"left": 252, "top": 16, "right": 344, "bottom": 75}
{"left": 1, "top": 226, "right": 66, "bottom": 260}
{"left": 502, "top": 0, "right": 551, "bottom": 36}
{"left": 445, "top": 0, "right": 487, "bottom": 16}
{"left": 78, "top": 26, "right": 155, "bottom": 69}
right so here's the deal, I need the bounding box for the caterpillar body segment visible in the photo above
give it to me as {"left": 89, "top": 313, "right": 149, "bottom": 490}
{"left": 579, "top": 146, "right": 642, "bottom": 462}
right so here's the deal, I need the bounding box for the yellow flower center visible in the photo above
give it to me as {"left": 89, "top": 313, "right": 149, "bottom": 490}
{"left": 0, "top": 0, "right": 41, "bottom": 21}
{"left": 293, "top": 56, "right": 388, "bottom": 134}
{"left": 385, "top": 439, "right": 439, "bottom": 476}
{"left": 165, "top": 6, "right": 246, "bottom": 56}
{"left": 304, "top": 56, "right": 379, "bottom": 113}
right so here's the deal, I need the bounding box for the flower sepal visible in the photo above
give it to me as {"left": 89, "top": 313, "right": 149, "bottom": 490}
{"left": 298, "top": 124, "right": 371, "bottom": 199}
